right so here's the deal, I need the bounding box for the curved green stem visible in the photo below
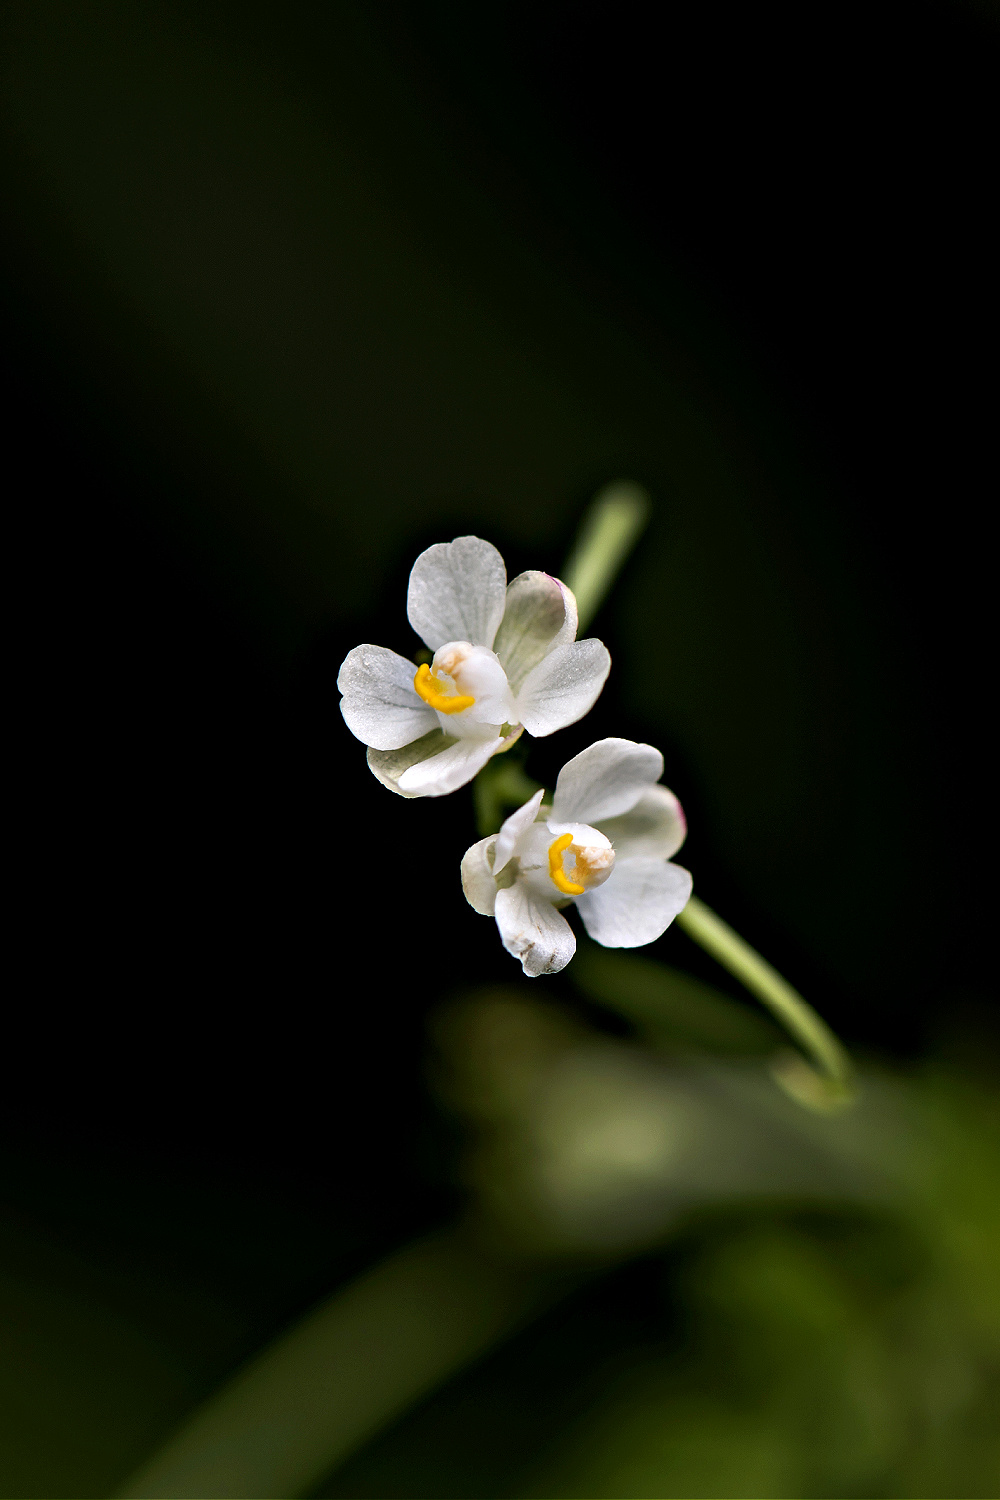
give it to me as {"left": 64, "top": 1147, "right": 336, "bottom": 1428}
{"left": 677, "top": 896, "right": 855, "bottom": 1112}
{"left": 560, "top": 481, "right": 650, "bottom": 633}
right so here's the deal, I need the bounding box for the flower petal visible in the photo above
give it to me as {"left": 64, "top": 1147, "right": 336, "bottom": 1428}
{"left": 461, "top": 836, "right": 499, "bottom": 915}
{"left": 366, "top": 729, "right": 455, "bottom": 798}
{"left": 513, "top": 639, "right": 611, "bottom": 738}
{"left": 494, "top": 883, "right": 577, "bottom": 977}
{"left": 576, "top": 859, "right": 692, "bottom": 948}
{"left": 407, "top": 537, "right": 507, "bottom": 652}
{"left": 551, "top": 737, "right": 663, "bottom": 826}
{"left": 593, "top": 784, "right": 687, "bottom": 861}
{"left": 338, "top": 645, "right": 438, "bottom": 749}
{"left": 396, "top": 733, "right": 507, "bottom": 797}
{"left": 494, "top": 787, "right": 545, "bottom": 874}
{"left": 492, "top": 571, "right": 578, "bottom": 693}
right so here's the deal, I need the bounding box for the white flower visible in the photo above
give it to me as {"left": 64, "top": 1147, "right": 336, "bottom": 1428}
{"left": 338, "top": 536, "right": 611, "bottom": 797}
{"left": 461, "top": 738, "right": 692, "bottom": 977}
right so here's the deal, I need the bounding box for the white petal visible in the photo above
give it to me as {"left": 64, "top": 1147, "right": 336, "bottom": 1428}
{"left": 396, "top": 734, "right": 505, "bottom": 797}
{"left": 551, "top": 737, "right": 663, "bottom": 826}
{"left": 461, "top": 836, "right": 498, "bottom": 915}
{"left": 338, "top": 645, "right": 438, "bottom": 750}
{"left": 593, "top": 784, "right": 687, "bottom": 861}
{"left": 576, "top": 859, "right": 693, "bottom": 948}
{"left": 407, "top": 537, "right": 507, "bottom": 652}
{"left": 366, "top": 729, "right": 454, "bottom": 798}
{"left": 513, "top": 639, "right": 611, "bottom": 738}
{"left": 506, "top": 822, "right": 555, "bottom": 884}
{"left": 494, "top": 883, "right": 577, "bottom": 977}
{"left": 494, "top": 787, "right": 545, "bottom": 874}
{"left": 492, "top": 571, "right": 578, "bottom": 693}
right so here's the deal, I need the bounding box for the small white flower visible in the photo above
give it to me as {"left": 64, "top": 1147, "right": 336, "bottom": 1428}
{"left": 338, "top": 537, "right": 611, "bottom": 797}
{"left": 461, "top": 738, "right": 692, "bottom": 977}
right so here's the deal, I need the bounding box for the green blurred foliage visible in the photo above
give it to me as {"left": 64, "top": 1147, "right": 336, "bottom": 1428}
{"left": 316, "top": 1062, "right": 1000, "bottom": 1500}
{"left": 523, "top": 1202, "right": 1000, "bottom": 1499}
{"left": 2, "top": 957, "right": 996, "bottom": 1500}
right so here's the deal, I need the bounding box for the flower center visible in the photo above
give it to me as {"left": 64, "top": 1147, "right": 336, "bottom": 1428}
{"left": 547, "top": 830, "right": 616, "bottom": 896}
{"left": 413, "top": 663, "right": 475, "bottom": 714}
{"left": 548, "top": 832, "right": 586, "bottom": 896}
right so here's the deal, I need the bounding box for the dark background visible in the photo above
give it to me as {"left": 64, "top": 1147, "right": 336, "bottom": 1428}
{"left": 2, "top": 2, "right": 995, "bottom": 1492}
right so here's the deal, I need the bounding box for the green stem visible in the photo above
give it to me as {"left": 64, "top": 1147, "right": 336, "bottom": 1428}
{"left": 473, "top": 752, "right": 542, "bottom": 836}
{"left": 560, "top": 480, "right": 651, "bottom": 633}
{"left": 677, "top": 896, "right": 855, "bottom": 1111}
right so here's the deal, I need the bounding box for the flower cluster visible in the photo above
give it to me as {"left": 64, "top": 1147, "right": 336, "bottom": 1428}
{"left": 338, "top": 535, "right": 691, "bottom": 974}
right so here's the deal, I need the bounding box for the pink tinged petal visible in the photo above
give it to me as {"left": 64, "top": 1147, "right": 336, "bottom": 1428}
{"left": 461, "top": 836, "right": 499, "bottom": 915}
{"left": 492, "top": 571, "right": 578, "bottom": 693}
{"left": 493, "top": 787, "right": 546, "bottom": 874}
{"left": 513, "top": 639, "right": 611, "bottom": 738}
{"left": 396, "top": 734, "right": 506, "bottom": 797}
{"left": 338, "top": 644, "right": 439, "bottom": 749}
{"left": 406, "top": 537, "right": 507, "bottom": 652}
{"left": 366, "top": 729, "right": 454, "bottom": 798}
{"left": 576, "top": 859, "right": 693, "bottom": 948}
{"left": 551, "top": 737, "right": 663, "bottom": 826}
{"left": 494, "top": 883, "right": 577, "bottom": 977}
{"left": 593, "top": 784, "right": 687, "bottom": 861}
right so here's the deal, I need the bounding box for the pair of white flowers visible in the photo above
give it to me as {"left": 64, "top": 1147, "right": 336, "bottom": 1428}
{"left": 338, "top": 536, "right": 692, "bottom": 976}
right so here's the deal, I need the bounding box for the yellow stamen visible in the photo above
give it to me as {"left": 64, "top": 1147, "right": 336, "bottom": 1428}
{"left": 548, "top": 832, "right": 585, "bottom": 896}
{"left": 413, "top": 663, "right": 475, "bottom": 714}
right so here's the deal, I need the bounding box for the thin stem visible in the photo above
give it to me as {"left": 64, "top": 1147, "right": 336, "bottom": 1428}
{"left": 677, "top": 896, "right": 855, "bottom": 1111}
{"left": 560, "top": 480, "right": 651, "bottom": 633}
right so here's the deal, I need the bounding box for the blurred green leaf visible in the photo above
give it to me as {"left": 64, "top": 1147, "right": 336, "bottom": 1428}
{"left": 311, "top": 1064, "right": 1000, "bottom": 1500}
{"left": 519, "top": 1217, "right": 1000, "bottom": 1497}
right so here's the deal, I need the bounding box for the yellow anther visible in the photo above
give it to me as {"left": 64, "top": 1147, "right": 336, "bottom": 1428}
{"left": 548, "top": 832, "right": 585, "bottom": 896}
{"left": 413, "top": 663, "right": 475, "bottom": 714}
